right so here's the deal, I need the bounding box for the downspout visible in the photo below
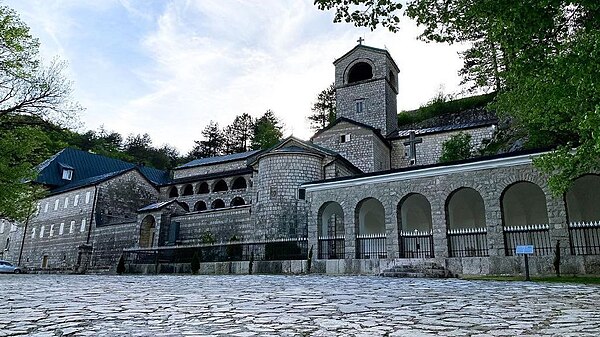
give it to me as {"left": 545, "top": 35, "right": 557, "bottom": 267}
{"left": 17, "top": 205, "right": 34, "bottom": 266}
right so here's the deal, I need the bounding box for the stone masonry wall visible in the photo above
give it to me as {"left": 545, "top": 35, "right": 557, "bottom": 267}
{"left": 173, "top": 206, "right": 254, "bottom": 244}
{"left": 22, "top": 186, "right": 96, "bottom": 269}
{"left": 173, "top": 159, "right": 249, "bottom": 179}
{"left": 390, "top": 125, "right": 495, "bottom": 169}
{"left": 306, "top": 159, "right": 583, "bottom": 275}
{"left": 91, "top": 221, "right": 138, "bottom": 270}
{"left": 0, "top": 219, "right": 22, "bottom": 263}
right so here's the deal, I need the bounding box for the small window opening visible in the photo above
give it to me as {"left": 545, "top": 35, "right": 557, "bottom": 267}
{"left": 355, "top": 100, "right": 365, "bottom": 114}
{"left": 62, "top": 169, "right": 73, "bottom": 181}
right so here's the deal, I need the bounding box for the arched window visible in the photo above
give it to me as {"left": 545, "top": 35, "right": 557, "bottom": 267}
{"left": 197, "top": 182, "right": 209, "bottom": 194}
{"left": 317, "top": 202, "right": 345, "bottom": 259}
{"left": 231, "top": 177, "right": 247, "bottom": 190}
{"left": 230, "top": 197, "right": 245, "bottom": 207}
{"left": 348, "top": 62, "right": 373, "bottom": 83}
{"left": 168, "top": 186, "right": 179, "bottom": 198}
{"left": 389, "top": 70, "right": 395, "bottom": 87}
{"left": 194, "top": 200, "right": 207, "bottom": 212}
{"left": 445, "top": 187, "right": 487, "bottom": 257}
{"left": 565, "top": 174, "right": 600, "bottom": 255}
{"left": 180, "top": 202, "right": 190, "bottom": 212}
{"left": 502, "top": 181, "right": 551, "bottom": 255}
{"left": 355, "top": 197, "right": 386, "bottom": 259}
{"left": 397, "top": 193, "right": 433, "bottom": 258}
{"left": 182, "top": 184, "right": 194, "bottom": 196}
{"left": 211, "top": 199, "right": 225, "bottom": 209}
{"left": 139, "top": 215, "right": 156, "bottom": 248}
{"left": 213, "top": 180, "right": 228, "bottom": 192}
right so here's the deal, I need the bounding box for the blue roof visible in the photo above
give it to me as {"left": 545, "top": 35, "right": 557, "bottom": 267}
{"left": 35, "top": 148, "right": 170, "bottom": 193}
{"left": 176, "top": 150, "right": 260, "bottom": 169}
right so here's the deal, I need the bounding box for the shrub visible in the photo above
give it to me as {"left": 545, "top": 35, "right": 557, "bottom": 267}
{"left": 439, "top": 132, "right": 472, "bottom": 163}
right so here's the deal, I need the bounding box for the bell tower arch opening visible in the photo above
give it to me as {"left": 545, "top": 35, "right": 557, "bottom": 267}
{"left": 347, "top": 62, "right": 373, "bottom": 84}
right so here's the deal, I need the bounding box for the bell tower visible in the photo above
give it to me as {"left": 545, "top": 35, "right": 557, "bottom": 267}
{"left": 334, "top": 43, "right": 399, "bottom": 136}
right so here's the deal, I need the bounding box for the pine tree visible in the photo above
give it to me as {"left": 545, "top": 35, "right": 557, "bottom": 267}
{"left": 189, "top": 121, "right": 224, "bottom": 159}
{"left": 223, "top": 113, "right": 254, "bottom": 154}
{"left": 252, "top": 110, "right": 283, "bottom": 150}
{"left": 308, "top": 83, "right": 336, "bottom": 131}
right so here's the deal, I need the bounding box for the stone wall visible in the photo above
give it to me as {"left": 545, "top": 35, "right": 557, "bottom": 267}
{"left": 304, "top": 155, "right": 595, "bottom": 275}
{"left": 0, "top": 219, "right": 22, "bottom": 263}
{"left": 161, "top": 173, "right": 253, "bottom": 209}
{"left": 173, "top": 159, "right": 249, "bottom": 179}
{"left": 91, "top": 221, "right": 138, "bottom": 270}
{"left": 390, "top": 125, "right": 495, "bottom": 169}
{"left": 173, "top": 206, "right": 254, "bottom": 243}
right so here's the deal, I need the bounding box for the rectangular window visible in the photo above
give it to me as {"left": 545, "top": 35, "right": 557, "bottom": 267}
{"left": 340, "top": 134, "right": 351, "bottom": 143}
{"left": 64, "top": 197, "right": 69, "bottom": 208}
{"left": 54, "top": 199, "right": 59, "bottom": 210}
{"left": 85, "top": 192, "right": 91, "bottom": 204}
{"left": 355, "top": 100, "right": 365, "bottom": 113}
{"left": 62, "top": 169, "right": 73, "bottom": 180}
{"left": 69, "top": 221, "right": 75, "bottom": 234}
{"left": 74, "top": 195, "right": 79, "bottom": 207}
{"left": 49, "top": 224, "right": 54, "bottom": 237}
{"left": 59, "top": 223, "right": 64, "bottom": 235}
{"left": 44, "top": 203, "right": 49, "bottom": 213}
{"left": 0, "top": 222, "right": 4, "bottom": 234}
{"left": 10, "top": 224, "right": 17, "bottom": 232}
{"left": 80, "top": 219, "right": 86, "bottom": 233}
{"left": 298, "top": 188, "right": 306, "bottom": 200}
{"left": 31, "top": 228, "right": 36, "bottom": 239}
{"left": 40, "top": 225, "right": 45, "bottom": 238}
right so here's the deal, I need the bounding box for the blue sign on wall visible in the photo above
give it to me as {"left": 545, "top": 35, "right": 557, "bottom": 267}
{"left": 516, "top": 245, "right": 534, "bottom": 255}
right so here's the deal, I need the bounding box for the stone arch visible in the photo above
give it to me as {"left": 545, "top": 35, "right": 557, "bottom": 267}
{"left": 211, "top": 199, "right": 225, "bottom": 209}
{"left": 180, "top": 202, "right": 190, "bottom": 212}
{"left": 565, "top": 174, "right": 600, "bottom": 223}
{"left": 182, "top": 184, "right": 194, "bottom": 196}
{"left": 231, "top": 177, "right": 247, "bottom": 190}
{"left": 213, "top": 179, "right": 228, "bottom": 192}
{"left": 230, "top": 197, "right": 245, "bottom": 207}
{"left": 194, "top": 200, "right": 207, "bottom": 212}
{"left": 445, "top": 187, "right": 488, "bottom": 257}
{"left": 347, "top": 61, "right": 373, "bottom": 84}
{"left": 197, "top": 182, "right": 209, "bottom": 194}
{"left": 354, "top": 197, "right": 386, "bottom": 259}
{"left": 397, "top": 193, "right": 434, "bottom": 258}
{"left": 139, "top": 215, "right": 156, "bottom": 248}
{"left": 501, "top": 181, "right": 549, "bottom": 227}
{"left": 445, "top": 187, "right": 486, "bottom": 230}
{"left": 168, "top": 186, "right": 179, "bottom": 198}
{"left": 318, "top": 201, "right": 345, "bottom": 238}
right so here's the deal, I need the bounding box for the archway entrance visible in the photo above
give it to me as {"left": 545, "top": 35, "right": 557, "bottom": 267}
{"left": 355, "top": 198, "right": 386, "bottom": 259}
{"left": 445, "top": 188, "right": 488, "bottom": 257}
{"left": 139, "top": 215, "right": 156, "bottom": 248}
{"left": 566, "top": 175, "right": 600, "bottom": 255}
{"left": 397, "top": 193, "right": 434, "bottom": 258}
{"left": 317, "top": 202, "right": 345, "bottom": 259}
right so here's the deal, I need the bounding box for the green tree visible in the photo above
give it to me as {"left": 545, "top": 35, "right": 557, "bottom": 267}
{"left": 439, "top": 132, "right": 472, "bottom": 163}
{"left": 223, "top": 113, "right": 254, "bottom": 154}
{"left": 308, "top": 83, "right": 336, "bottom": 131}
{"left": 252, "top": 110, "right": 283, "bottom": 150}
{"left": 189, "top": 121, "right": 224, "bottom": 159}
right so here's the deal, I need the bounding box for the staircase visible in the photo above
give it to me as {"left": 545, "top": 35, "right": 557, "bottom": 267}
{"left": 380, "top": 261, "right": 454, "bottom": 278}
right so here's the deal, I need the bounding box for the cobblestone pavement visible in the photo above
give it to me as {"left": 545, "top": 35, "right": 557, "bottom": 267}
{"left": 1, "top": 274, "right": 599, "bottom": 337}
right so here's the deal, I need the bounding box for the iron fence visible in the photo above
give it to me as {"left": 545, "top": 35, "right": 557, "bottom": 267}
{"left": 356, "top": 233, "right": 387, "bottom": 259}
{"left": 399, "top": 230, "right": 434, "bottom": 258}
{"left": 447, "top": 227, "right": 488, "bottom": 257}
{"left": 317, "top": 236, "right": 345, "bottom": 259}
{"left": 123, "top": 237, "right": 308, "bottom": 265}
{"left": 569, "top": 221, "right": 600, "bottom": 255}
{"left": 503, "top": 224, "right": 552, "bottom": 256}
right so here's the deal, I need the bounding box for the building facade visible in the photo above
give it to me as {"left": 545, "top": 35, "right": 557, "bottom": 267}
{"left": 6, "top": 44, "right": 600, "bottom": 276}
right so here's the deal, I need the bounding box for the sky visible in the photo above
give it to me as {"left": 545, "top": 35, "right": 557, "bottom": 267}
{"left": 7, "top": 0, "right": 467, "bottom": 154}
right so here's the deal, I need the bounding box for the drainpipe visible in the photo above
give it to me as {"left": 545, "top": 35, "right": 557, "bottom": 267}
{"left": 17, "top": 206, "right": 33, "bottom": 266}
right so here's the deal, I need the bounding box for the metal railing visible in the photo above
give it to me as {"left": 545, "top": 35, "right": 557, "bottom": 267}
{"left": 317, "top": 236, "right": 345, "bottom": 259}
{"left": 399, "top": 230, "right": 434, "bottom": 258}
{"left": 503, "top": 224, "right": 552, "bottom": 256}
{"left": 447, "top": 227, "right": 488, "bottom": 257}
{"left": 356, "top": 233, "right": 387, "bottom": 259}
{"left": 123, "top": 237, "right": 308, "bottom": 264}
{"left": 569, "top": 221, "right": 600, "bottom": 255}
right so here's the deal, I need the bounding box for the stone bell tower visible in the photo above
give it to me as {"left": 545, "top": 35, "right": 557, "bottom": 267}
{"left": 334, "top": 42, "right": 399, "bottom": 136}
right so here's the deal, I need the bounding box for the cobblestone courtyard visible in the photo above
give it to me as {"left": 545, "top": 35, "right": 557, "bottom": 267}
{"left": 1, "top": 274, "right": 599, "bottom": 336}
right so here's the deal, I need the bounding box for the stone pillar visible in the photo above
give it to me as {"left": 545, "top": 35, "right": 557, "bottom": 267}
{"left": 485, "top": 199, "right": 504, "bottom": 257}
{"left": 431, "top": 197, "right": 448, "bottom": 258}
{"left": 306, "top": 202, "right": 319, "bottom": 259}
{"left": 547, "top": 195, "right": 569, "bottom": 256}
{"left": 344, "top": 207, "right": 356, "bottom": 259}
{"left": 385, "top": 199, "right": 399, "bottom": 259}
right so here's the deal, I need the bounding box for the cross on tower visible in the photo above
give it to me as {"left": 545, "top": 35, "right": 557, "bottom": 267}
{"left": 403, "top": 131, "right": 423, "bottom": 165}
{"left": 357, "top": 37, "right": 364, "bottom": 45}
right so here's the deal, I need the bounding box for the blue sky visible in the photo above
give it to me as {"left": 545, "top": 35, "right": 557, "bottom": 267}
{"left": 8, "top": 0, "right": 466, "bottom": 153}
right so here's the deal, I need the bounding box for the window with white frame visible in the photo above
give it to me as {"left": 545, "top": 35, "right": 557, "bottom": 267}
{"left": 80, "top": 219, "right": 86, "bottom": 232}
{"left": 64, "top": 197, "right": 69, "bottom": 208}
{"left": 340, "top": 134, "right": 351, "bottom": 143}
{"left": 40, "top": 225, "right": 45, "bottom": 238}
{"left": 62, "top": 168, "right": 73, "bottom": 181}
{"left": 44, "top": 203, "right": 49, "bottom": 213}
{"left": 69, "top": 221, "right": 75, "bottom": 234}
{"left": 74, "top": 195, "right": 79, "bottom": 207}
{"left": 59, "top": 223, "right": 64, "bottom": 235}
{"left": 355, "top": 99, "right": 365, "bottom": 114}
{"left": 31, "top": 228, "right": 36, "bottom": 239}
{"left": 49, "top": 224, "right": 54, "bottom": 237}
{"left": 54, "top": 199, "right": 59, "bottom": 210}
{"left": 10, "top": 224, "right": 16, "bottom": 232}
{"left": 85, "top": 192, "right": 91, "bottom": 204}
{"left": 0, "top": 222, "right": 4, "bottom": 234}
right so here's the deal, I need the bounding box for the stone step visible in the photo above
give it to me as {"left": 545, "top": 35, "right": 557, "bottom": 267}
{"left": 380, "top": 263, "right": 454, "bottom": 278}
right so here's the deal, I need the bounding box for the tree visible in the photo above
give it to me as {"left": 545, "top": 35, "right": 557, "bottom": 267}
{"left": 223, "top": 113, "right": 254, "bottom": 154}
{"left": 308, "top": 83, "right": 336, "bottom": 131}
{"left": 252, "top": 110, "right": 283, "bottom": 150}
{"left": 315, "top": 1, "right": 600, "bottom": 193}
{"left": 439, "top": 132, "right": 472, "bottom": 163}
{"left": 189, "top": 121, "right": 224, "bottom": 159}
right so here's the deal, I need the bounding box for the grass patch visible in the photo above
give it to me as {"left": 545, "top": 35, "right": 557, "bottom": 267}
{"left": 461, "top": 275, "right": 600, "bottom": 285}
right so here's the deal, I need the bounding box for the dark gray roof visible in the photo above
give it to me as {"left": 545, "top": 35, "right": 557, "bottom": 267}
{"left": 391, "top": 120, "right": 496, "bottom": 138}
{"left": 138, "top": 200, "right": 182, "bottom": 212}
{"left": 176, "top": 150, "right": 261, "bottom": 169}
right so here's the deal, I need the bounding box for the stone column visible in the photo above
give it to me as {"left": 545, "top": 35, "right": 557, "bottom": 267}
{"left": 547, "top": 195, "right": 569, "bottom": 256}
{"left": 306, "top": 202, "right": 319, "bottom": 260}
{"left": 431, "top": 195, "right": 448, "bottom": 258}
{"left": 484, "top": 199, "right": 504, "bottom": 257}
{"left": 344, "top": 207, "right": 356, "bottom": 259}
{"left": 384, "top": 199, "right": 399, "bottom": 259}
